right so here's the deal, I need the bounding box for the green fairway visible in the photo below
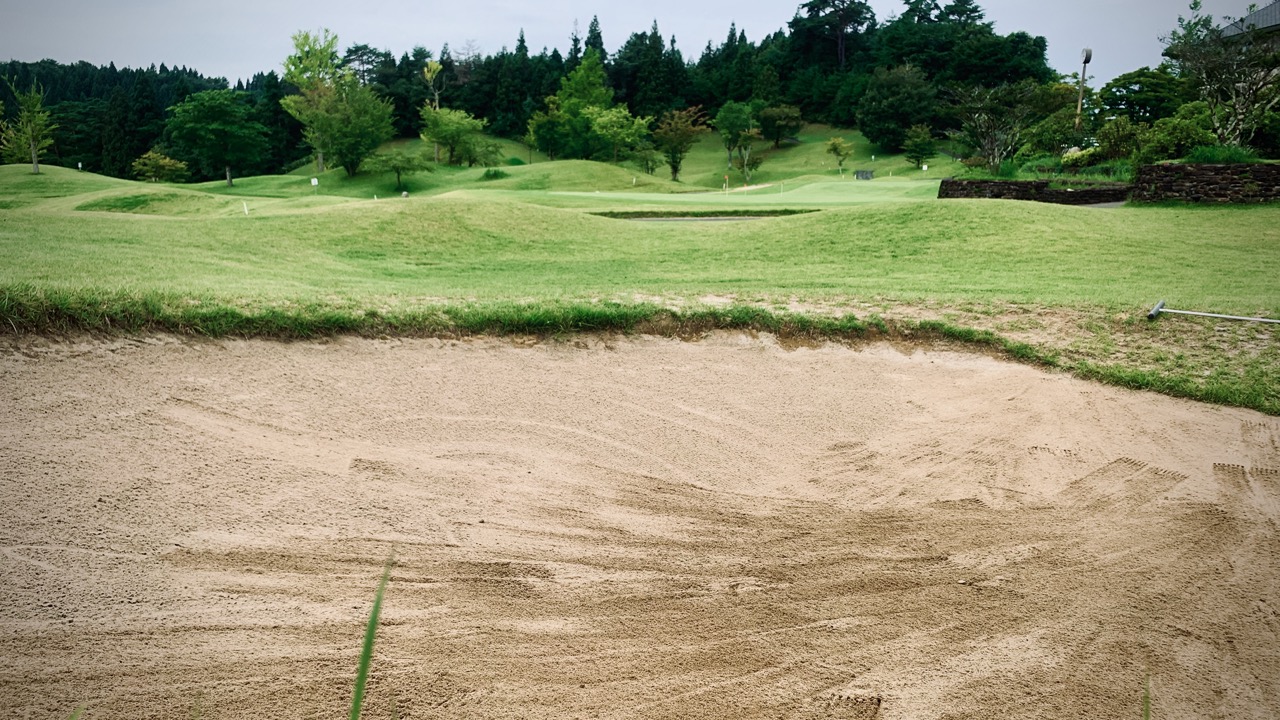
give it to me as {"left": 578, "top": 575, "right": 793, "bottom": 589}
{"left": 3, "top": 165, "right": 1274, "bottom": 311}
{"left": 2, "top": 146, "right": 1278, "bottom": 414}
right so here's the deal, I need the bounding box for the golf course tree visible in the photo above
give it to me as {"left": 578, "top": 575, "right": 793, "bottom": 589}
{"left": 732, "top": 125, "right": 765, "bottom": 183}
{"left": 0, "top": 79, "right": 56, "bottom": 174}
{"left": 527, "top": 49, "right": 648, "bottom": 161}
{"left": 758, "top": 105, "right": 804, "bottom": 148}
{"left": 652, "top": 105, "right": 707, "bottom": 181}
{"left": 323, "top": 73, "right": 395, "bottom": 176}
{"left": 825, "top": 136, "right": 853, "bottom": 171}
{"left": 281, "top": 29, "right": 339, "bottom": 172}
{"left": 792, "top": 0, "right": 877, "bottom": 70}
{"left": 280, "top": 30, "right": 394, "bottom": 177}
{"left": 630, "top": 139, "right": 661, "bottom": 175}
{"left": 713, "top": 101, "right": 755, "bottom": 169}
{"left": 165, "top": 89, "right": 267, "bottom": 186}
{"left": 1099, "top": 66, "right": 1191, "bottom": 125}
{"left": 949, "top": 82, "right": 1036, "bottom": 172}
{"left": 130, "top": 150, "right": 189, "bottom": 182}
{"left": 1162, "top": 0, "right": 1280, "bottom": 147}
{"left": 608, "top": 21, "right": 691, "bottom": 119}
{"left": 583, "top": 105, "right": 652, "bottom": 163}
{"left": 715, "top": 101, "right": 766, "bottom": 183}
{"left": 364, "top": 148, "right": 431, "bottom": 191}
{"left": 420, "top": 106, "right": 487, "bottom": 165}
{"left": 855, "top": 65, "right": 937, "bottom": 152}
{"left": 902, "top": 124, "right": 937, "bottom": 168}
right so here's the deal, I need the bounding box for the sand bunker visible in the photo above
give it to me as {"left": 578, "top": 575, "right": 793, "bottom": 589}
{"left": 1, "top": 334, "right": 1277, "bottom": 719}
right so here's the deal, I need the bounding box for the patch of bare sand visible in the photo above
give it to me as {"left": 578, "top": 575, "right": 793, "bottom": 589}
{"left": 1, "top": 333, "right": 1278, "bottom": 719}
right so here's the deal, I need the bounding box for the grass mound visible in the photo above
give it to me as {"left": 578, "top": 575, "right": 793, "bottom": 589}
{"left": 460, "top": 160, "right": 688, "bottom": 193}
{"left": 0, "top": 164, "right": 134, "bottom": 198}
{"left": 75, "top": 190, "right": 239, "bottom": 216}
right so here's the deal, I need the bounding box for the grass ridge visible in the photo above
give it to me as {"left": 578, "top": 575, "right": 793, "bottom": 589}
{"left": 3, "top": 285, "right": 1274, "bottom": 415}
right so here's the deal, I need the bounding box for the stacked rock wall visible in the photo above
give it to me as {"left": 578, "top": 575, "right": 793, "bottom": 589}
{"left": 1130, "top": 164, "right": 1280, "bottom": 203}
{"left": 937, "top": 179, "right": 1131, "bottom": 205}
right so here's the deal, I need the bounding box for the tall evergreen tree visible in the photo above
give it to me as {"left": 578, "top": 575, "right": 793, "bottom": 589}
{"left": 99, "top": 87, "right": 131, "bottom": 176}
{"left": 566, "top": 22, "right": 584, "bottom": 73}
{"left": 939, "top": 0, "right": 986, "bottom": 26}
{"left": 490, "top": 32, "right": 533, "bottom": 137}
{"left": 585, "top": 16, "right": 608, "bottom": 66}
{"left": 126, "top": 71, "right": 163, "bottom": 161}
{"left": 794, "top": 0, "right": 877, "bottom": 70}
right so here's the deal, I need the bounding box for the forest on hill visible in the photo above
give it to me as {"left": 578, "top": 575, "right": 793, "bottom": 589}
{"left": 2, "top": 0, "right": 1275, "bottom": 183}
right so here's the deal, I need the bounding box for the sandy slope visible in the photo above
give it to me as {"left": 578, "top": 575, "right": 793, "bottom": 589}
{"left": 1, "top": 334, "right": 1277, "bottom": 719}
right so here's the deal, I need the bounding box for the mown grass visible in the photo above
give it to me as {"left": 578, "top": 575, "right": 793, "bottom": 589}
{"left": 2, "top": 157, "right": 1278, "bottom": 415}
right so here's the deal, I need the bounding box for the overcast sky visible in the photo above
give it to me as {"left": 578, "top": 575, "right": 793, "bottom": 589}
{"left": 0, "top": 1, "right": 1259, "bottom": 87}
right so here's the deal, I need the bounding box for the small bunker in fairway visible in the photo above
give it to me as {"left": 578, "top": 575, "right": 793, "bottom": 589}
{"left": 592, "top": 208, "right": 819, "bottom": 221}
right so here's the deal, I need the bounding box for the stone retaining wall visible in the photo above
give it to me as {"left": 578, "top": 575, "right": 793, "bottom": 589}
{"left": 1131, "top": 163, "right": 1280, "bottom": 203}
{"left": 937, "top": 179, "right": 1131, "bottom": 205}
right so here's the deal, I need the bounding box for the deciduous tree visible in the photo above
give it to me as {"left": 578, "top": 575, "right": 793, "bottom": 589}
{"left": 364, "top": 148, "right": 431, "bottom": 190}
{"left": 1099, "top": 66, "right": 1190, "bottom": 125}
{"left": 1, "top": 80, "right": 57, "bottom": 173}
{"left": 902, "top": 124, "right": 936, "bottom": 167}
{"left": 131, "top": 149, "right": 189, "bottom": 182}
{"left": 856, "top": 65, "right": 936, "bottom": 152}
{"left": 714, "top": 101, "right": 754, "bottom": 168}
{"left": 1161, "top": 0, "right": 1280, "bottom": 146}
{"left": 653, "top": 106, "right": 707, "bottom": 181}
{"left": 282, "top": 28, "right": 342, "bottom": 172}
{"left": 325, "top": 74, "right": 395, "bottom": 176}
{"left": 583, "top": 105, "right": 651, "bottom": 162}
{"left": 758, "top": 105, "right": 804, "bottom": 148}
{"left": 949, "top": 83, "right": 1035, "bottom": 172}
{"left": 421, "top": 106, "right": 487, "bottom": 165}
{"left": 826, "top": 136, "right": 853, "bottom": 171}
{"left": 166, "top": 89, "right": 267, "bottom": 186}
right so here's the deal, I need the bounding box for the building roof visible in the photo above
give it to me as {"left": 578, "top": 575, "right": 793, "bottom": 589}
{"left": 1222, "top": 0, "right": 1280, "bottom": 38}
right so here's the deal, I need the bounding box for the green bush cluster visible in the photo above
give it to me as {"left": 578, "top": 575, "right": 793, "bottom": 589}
{"left": 1183, "top": 145, "right": 1262, "bottom": 164}
{"left": 1019, "top": 155, "right": 1063, "bottom": 176}
{"left": 1061, "top": 147, "right": 1101, "bottom": 171}
{"left": 989, "top": 96, "right": 1268, "bottom": 182}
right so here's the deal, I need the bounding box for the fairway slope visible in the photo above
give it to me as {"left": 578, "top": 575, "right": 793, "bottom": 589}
{"left": 0, "top": 164, "right": 134, "bottom": 207}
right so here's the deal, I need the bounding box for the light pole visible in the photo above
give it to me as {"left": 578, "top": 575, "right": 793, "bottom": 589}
{"left": 1075, "top": 48, "right": 1092, "bottom": 132}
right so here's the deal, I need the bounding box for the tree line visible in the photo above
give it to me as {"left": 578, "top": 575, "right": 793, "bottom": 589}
{"left": 3, "top": 0, "right": 1276, "bottom": 183}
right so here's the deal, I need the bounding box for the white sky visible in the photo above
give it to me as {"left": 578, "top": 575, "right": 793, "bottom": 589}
{"left": 0, "top": 1, "right": 1256, "bottom": 87}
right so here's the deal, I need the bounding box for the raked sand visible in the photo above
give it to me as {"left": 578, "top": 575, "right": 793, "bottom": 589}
{"left": 2, "top": 333, "right": 1278, "bottom": 719}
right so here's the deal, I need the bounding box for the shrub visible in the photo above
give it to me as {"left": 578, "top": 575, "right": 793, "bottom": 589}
{"left": 1135, "top": 103, "right": 1216, "bottom": 163}
{"left": 1019, "top": 155, "right": 1063, "bottom": 176}
{"left": 504, "top": 156, "right": 526, "bottom": 166}
{"left": 1078, "top": 159, "right": 1134, "bottom": 181}
{"left": 1061, "top": 147, "right": 1102, "bottom": 171}
{"left": 130, "top": 150, "right": 189, "bottom": 183}
{"left": 1095, "top": 117, "right": 1145, "bottom": 160}
{"left": 480, "top": 168, "right": 509, "bottom": 181}
{"left": 1183, "top": 145, "right": 1261, "bottom": 163}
